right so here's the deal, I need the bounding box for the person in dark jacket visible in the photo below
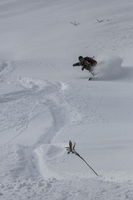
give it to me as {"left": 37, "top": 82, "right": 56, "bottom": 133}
{"left": 73, "top": 56, "right": 97, "bottom": 76}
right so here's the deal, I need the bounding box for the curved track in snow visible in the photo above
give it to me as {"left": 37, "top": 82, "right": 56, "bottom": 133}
{"left": 1, "top": 59, "right": 133, "bottom": 199}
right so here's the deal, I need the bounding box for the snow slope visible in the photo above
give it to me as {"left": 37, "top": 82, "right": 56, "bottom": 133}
{"left": 0, "top": 0, "right": 133, "bottom": 199}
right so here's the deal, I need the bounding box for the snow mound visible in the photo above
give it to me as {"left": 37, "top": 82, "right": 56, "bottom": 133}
{"left": 96, "top": 55, "right": 123, "bottom": 80}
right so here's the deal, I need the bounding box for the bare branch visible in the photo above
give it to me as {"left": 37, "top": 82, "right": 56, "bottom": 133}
{"left": 65, "top": 140, "right": 98, "bottom": 176}
{"left": 70, "top": 21, "right": 80, "bottom": 26}
{"left": 97, "top": 19, "right": 104, "bottom": 23}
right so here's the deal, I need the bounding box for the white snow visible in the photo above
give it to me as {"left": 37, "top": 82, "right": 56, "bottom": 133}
{"left": 0, "top": 0, "right": 133, "bottom": 199}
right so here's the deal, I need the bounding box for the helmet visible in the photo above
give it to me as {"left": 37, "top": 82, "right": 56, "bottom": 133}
{"left": 78, "top": 56, "right": 83, "bottom": 61}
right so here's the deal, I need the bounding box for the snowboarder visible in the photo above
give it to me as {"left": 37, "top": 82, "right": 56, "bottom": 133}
{"left": 73, "top": 56, "right": 97, "bottom": 76}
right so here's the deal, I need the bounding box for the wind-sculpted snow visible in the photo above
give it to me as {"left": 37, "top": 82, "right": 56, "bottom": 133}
{"left": 1, "top": 175, "right": 133, "bottom": 200}
{"left": 0, "top": 61, "right": 8, "bottom": 73}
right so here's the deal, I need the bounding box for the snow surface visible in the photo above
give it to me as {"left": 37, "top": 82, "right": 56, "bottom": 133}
{"left": 0, "top": 0, "right": 133, "bottom": 199}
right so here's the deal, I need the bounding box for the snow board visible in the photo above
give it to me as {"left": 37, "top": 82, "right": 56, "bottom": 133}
{"left": 88, "top": 77, "right": 92, "bottom": 81}
{"left": 88, "top": 71, "right": 99, "bottom": 81}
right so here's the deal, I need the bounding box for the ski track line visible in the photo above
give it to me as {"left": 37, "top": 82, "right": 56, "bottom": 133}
{"left": 35, "top": 145, "right": 62, "bottom": 180}
{"left": 0, "top": 61, "right": 133, "bottom": 199}
{"left": 0, "top": 60, "right": 72, "bottom": 181}
{"left": 0, "top": 81, "right": 66, "bottom": 146}
{"left": 0, "top": 60, "right": 67, "bottom": 146}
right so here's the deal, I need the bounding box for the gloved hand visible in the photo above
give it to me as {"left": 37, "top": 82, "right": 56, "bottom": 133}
{"left": 73, "top": 64, "right": 76, "bottom": 66}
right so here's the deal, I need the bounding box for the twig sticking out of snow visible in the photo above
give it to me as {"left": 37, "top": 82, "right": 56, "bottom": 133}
{"left": 97, "top": 19, "right": 109, "bottom": 23}
{"left": 65, "top": 140, "right": 98, "bottom": 176}
{"left": 97, "top": 19, "right": 104, "bottom": 23}
{"left": 70, "top": 21, "right": 80, "bottom": 26}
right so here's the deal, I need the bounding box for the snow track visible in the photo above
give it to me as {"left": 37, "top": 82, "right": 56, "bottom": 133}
{"left": 1, "top": 59, "right": 133, "bottom": 199}
{"left": 0, "top": 60, "right": 110, "bottom": 195}
{"left": 0, "top": 60, "right": 86, "bottom": 195}
{"left": 0, "top": 61, "right": 69, "bottom": 145}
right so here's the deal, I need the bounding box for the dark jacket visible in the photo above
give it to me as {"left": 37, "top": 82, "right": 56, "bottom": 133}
{"left": 73, "top": 57, "right": 97, "bottom": 71}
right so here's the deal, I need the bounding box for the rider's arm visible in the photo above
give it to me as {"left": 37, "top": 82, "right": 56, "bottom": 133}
{"left": 73, "top": 62, "right": 80, "bottom": 66}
